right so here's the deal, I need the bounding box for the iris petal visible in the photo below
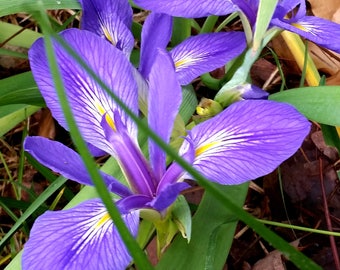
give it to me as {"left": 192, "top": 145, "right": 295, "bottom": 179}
{"left": 272, "top": 16, "right": 340, "bottom": 53}
{"left": 148, "top": 182, "right": 190, "bottom": 211}
{"left": 170, "top": 32, "right": 246, "bottom": 85}
{"left": 148, "top": 49, "right": 182, "bottom": 181}
{"left": 181, "top": 100, "right": 310, "bottom": 185}
{"left": 134, "top": 0, "right": 238, "bottom": 18}
{"left": 80, "top": 0, "right": 134, "bottom": 56}
{"left": 22, "top": 199, "right": 139, "bottom": 270}
{"left": 139, "top": 13, "right": 173, "bottom": 78}
{"left": 101, "top": 113, "right": 156, "bottom": 196}
{"left": 29, "top": 29, "right": 139, "bottom": 153}
{"left": 24, "top": 136, "right": 132, "bottom": 197}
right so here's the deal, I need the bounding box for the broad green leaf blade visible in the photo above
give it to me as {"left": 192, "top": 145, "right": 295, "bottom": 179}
{"left": 253, "top": 0, "right": 278, "bottom": 50}
{"left": 0, "top": 72, "right": 44, "bottom": 106}
{"left": 0, "top": 0, "right": 80, "bottom": 17}
{"left": 0, "top": 105, "right": 40, "bottom": 137}
{"left": 157, "top": 183, "right": 248, "bottom": 270}
{"left": 0, "top": 22, "right": 42, "bottom": 48}
{"left": 269, "top": 86, "right": 340, "bottom": 126}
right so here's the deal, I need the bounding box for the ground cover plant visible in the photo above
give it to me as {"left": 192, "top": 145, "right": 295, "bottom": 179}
{"left": 1, "top": 0, "right": 340, "bottom": 269}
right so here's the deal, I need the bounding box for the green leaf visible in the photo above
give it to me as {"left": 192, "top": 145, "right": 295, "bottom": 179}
{"left": 269, "top": 86, "right": 340, "bottom": 126}
{"left": 0, "top": 48, "right": 27, "bottom": 59}
{"left": 172, "top": 18, "right": 191, "bottom": 46}
{"left": 157, "top": 183, "right": 248, "bottom": 270}
{"left": 0, "top": 105, "right": 40, "bottom": 137}
{"left": 0, "top": 0, "right": 80, "bottom": 17}
{"left": 0, "top": 22, "right": 42, "bottom": 48}
{"left": 320, "top": 124, "right": 340, "bottom": 153}
{"left": 253, "top": 0, "right": 278, "bottom": 50}
{"left": 179, "top": 85, "right": 197, "bottom": 124}
{"left": 0, "top": 72, "right": 44, "bottom": 106}
{"left": 0, "top": 176, "right": 68, "bottom": 251}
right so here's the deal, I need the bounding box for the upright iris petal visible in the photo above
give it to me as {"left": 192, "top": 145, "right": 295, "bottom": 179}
{"left": 139, "top": 12, "right": 173, "bottom": 78}
{"left": 148, "top": 49, "right": 182, "bottom": 181}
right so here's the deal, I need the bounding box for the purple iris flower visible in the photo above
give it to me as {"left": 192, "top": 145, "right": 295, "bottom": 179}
{"left": 79, "top": 0, "right": 247, "bottom": 86}
{"left": 135, "top": 0, "right": 340, "bottom": 53}
{"left": 21, "top": 1, "right": 311, "bottom": 269}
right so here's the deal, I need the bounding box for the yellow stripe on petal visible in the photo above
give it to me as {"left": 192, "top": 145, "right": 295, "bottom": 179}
{"left": 175, "top": 56, "right": 198, "bottom": 68}
{"left": 175, "top": 58, "right": 189, "bottom": 68}
{"left": 96, "top": 102, "right": 116, "bottom": 131}
{"left": 291, "top": 23, "right": 308, "bottom": 32}
{"left": 102, "top": 26, "right": 116, "bottom": 45}
{"left": 96, "top": 212, "right": 111, "bottom": 228}
{"left": 96, "top": 103, "right": 106, "bottom": 115}
{"left": 105, "top": 113, "right": 116, "bottom": 131}
{"left": 195, "top": 141, "right": 220, "bottom": 157}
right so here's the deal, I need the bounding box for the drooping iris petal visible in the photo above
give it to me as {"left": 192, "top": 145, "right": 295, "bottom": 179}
{"left": 148, "top": 49, "right": 182, "bottom": 181}
{"left": 170, "top": 32, "right": 246, "bottom": 85}
{"left": 80, "top": 0, "right": 134, "bottom": 56}
{"left": 134, "top": 0, "right": 238, "bottom": 18}
{"left": 147, "top": 182, "right": 190, "bottom": 211}
{"left": 139, "top": 12, "right": 173, "bottom": 78}
{"left": 271, "top": 16, "right": 340, "bottom": 53}
{"left": 101, "top": 113, "right": 157, "bottom": 197}
{"left": 180, "top": 100, "right": 310, "bottom": 185}
{"left": 24, "top": 136, "right": 132, "bottom": 197}
{"left": 29, "top": 29, "right": 139, "bottom": 153}
{"left": 22, "top": 199, "right": 139, "bottom": 270}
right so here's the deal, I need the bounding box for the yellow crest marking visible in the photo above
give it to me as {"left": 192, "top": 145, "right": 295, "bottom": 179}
{"left": 96, "top": 102, "right": 116, "bottom": 131}
{"left": 102, "top": 26, "right": 116, "bottom": 45}
{"left": 96, "top": 212, "right": 111, "bottom": 228}
{"left": 105, "top": 114, "right": 116, "bottom": 131}
{"left": 195, "top": 141, "right": 220, "bottom": 157}
{"left": 175, "top": 58, "right": 189, "bottom": 68}
{"left": 291, "top": 23, "right": 308, "bottom": 32}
